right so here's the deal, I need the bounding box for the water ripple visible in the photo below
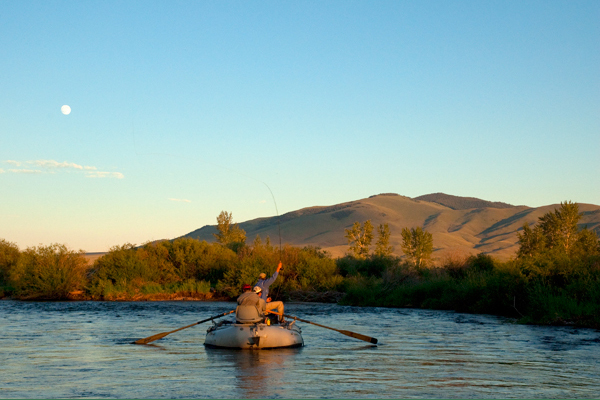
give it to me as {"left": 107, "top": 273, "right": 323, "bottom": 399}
{"left": 0, "top": 300, "right": 599, "bottom": 398}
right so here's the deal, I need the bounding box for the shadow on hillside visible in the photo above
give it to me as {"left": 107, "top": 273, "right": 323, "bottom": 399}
{"left": 478, "top": 208, "right": 536, "bottom": 236}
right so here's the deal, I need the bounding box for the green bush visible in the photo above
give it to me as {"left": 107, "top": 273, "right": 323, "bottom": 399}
{"left": 10, "top": 244, "right": 88, "bottom": 300}
{"left": 217, "top": 257, "right": 266, "bottom": 298}
{"left": 337, "top": 254, "right": 400, "bottom": 278}
{"left": 340, "top": 275, "right": 383, "bottom": 307}
{"left": 88, "top": 239, "right": 237, "bottom": 298}
{"left": 167, "top": 279, "right": 211, "bottom": 294}
{"left": 0, "top": 239, "right": 20, "bottom": 289}
{"left": 148, "top": 238, "right": 237, "bottom": 284}
{"left": 141, "top": 281, "right": 164, "bottom": 294}
{"left": 523, "top": 282, "right": 600, "bottom": 326}
{"left": 90, "top": 244, "right": 150, "bottom": 286}
{"left": 467, "top": 253, "right": 495, "bottom": 273}
{"left": 216, "top": 244, "right": 344, "bottom": 299}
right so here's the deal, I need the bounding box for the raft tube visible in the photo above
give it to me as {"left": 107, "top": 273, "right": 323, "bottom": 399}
{"left": 205, "top": 320, "right": 304, "bottom": 349}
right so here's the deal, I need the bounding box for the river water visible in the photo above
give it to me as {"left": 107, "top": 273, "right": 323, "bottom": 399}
{"left": 1, "top": 300, "right": 599, "bottom": 399}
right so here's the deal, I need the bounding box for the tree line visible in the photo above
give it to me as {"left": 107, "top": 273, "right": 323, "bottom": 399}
{"left": 1, "top": 202, "right": 599, "bottom": 328}
{"left": 344, "top": 220, "right": 433, "bottom": 267}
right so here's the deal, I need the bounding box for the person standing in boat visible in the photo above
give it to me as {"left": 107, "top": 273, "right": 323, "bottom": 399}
{"left": 255, "top": 262, "right": 285, "bottom": 322}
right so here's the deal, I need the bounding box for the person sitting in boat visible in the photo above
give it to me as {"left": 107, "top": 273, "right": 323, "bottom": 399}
{"left": 255, "top": 263, "right": 285, "bottom": 323}
{"left": 235, "top": 284, "right": 266, "bottom": 323}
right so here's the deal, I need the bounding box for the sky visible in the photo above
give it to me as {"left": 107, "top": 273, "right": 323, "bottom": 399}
{"left": 1, "top": 0, "right": 599, "bottom": 252}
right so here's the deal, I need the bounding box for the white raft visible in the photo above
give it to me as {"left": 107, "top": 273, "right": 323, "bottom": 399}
{"left": 204, "top": 305, "right": 304, "bottom": 349}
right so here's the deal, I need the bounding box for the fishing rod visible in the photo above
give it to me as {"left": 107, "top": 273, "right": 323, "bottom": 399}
{"left": 131, "top": 121, "right": 284, "bottom": 253}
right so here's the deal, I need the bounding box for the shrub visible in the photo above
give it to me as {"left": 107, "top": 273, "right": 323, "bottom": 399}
{"left": 217, "top": 260, "right": 264, "bottom": 298}
{"left": 0, "top": 239, "right": 20, "bottom": 294}
{"left": 216, "top": 244, "right": 344, "bottom": 299}
{"left": 90, "top": 244, "right": 150, "bottom": 285}
{"left": 467, "top": 253, "right": 495, "bottom": 273}
{"left": 525, "top": 283, "right": 584, "bottom": 325}
{"left": 340, "top": 275, "right": 383, "bottom": 307}
{"left": 440, "top": 251, "right": 469, "bottom": 279}
{"left": 151, "top": 238, "right": 237, "bottom": 284}
{"left": 166, "top": 279, "right": 211, "bottom": 294}
{"left": 10, "top": 244, "right": 88, "bottom": 300}
{"left": 295, "top": 247, "right": 341, "bottom": 291}
{"left": 337, "top": 254, "right": 400, "bottom": 278}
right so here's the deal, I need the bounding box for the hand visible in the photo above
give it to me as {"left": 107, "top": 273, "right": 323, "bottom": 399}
{"left": 277, "top": 261, "right": 282, "bottom": 272}
{"left": 266, "top": 297, "right": 272, "bottom": 303}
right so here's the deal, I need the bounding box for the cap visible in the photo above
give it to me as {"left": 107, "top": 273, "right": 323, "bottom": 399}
{"left": 242, "top": 284, "right": 252, "bottom": 291}
{"left": 253, "top": 286, "right": 262, "bottom": 293}
{"left": 259, "top": 273, "right": 267, "bottom": 279}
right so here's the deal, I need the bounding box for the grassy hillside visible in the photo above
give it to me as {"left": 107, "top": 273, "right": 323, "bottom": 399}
{"left": 414, "top": 192, "right": 516, "bottom": 210}
{"left": 181, "top": 193, "right": 600, "bottom": 260}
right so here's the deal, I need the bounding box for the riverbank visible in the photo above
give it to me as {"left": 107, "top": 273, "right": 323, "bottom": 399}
{"left": 2, "top": 233, "right": 599, "bottom": 330}
{"left": 0, "top": 289, "right": 344, "bottom": 304}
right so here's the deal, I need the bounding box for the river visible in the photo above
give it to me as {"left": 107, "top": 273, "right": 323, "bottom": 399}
{"left": 1, "top": 300, "right": 599, "bottom": 399}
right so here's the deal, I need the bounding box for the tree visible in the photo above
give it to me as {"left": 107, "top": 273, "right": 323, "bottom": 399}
{"left": 400, "top": 227, "right": 433, "bottom": 268}
{"left": 10, "top": 244, "right": 88, "bottom": 300}
{"left": 573, "top": 228, "right": 600, "bottom": 257}
{"left": 538, "top": 201, "right": 580, "bottom": 254}
{"left": 345, "top": 220, "right": 374, "bottom": 258}
{"left": 214, "top": 211, "right": 246, "bottom": 249}
{"left": 375, "top": 223, "right": 394, "bottom": 257}
{"left": 0, "top": 239, "right": 20, "bottom": 286}
{"left": 517, "top": 201, "right": 599, "bottom": 259}
{"left": 516, "top": 223, "right": 546, "bottom": 258}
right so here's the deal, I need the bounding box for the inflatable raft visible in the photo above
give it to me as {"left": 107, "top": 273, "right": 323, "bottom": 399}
{"left": 205, "top": 320, "right": 303, "bottom": 349}
{"left": 204, "top": 305, "right": 304, "bottom": 349}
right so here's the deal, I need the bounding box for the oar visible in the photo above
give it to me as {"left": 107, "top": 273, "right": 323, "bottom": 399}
{"left": 133, "top": 310, "right": 235, "bottom": 345}
{"left": 267, "top": 311, "right": 378, "bottom": 344}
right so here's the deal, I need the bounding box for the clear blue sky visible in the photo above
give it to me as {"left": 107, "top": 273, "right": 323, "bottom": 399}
{"left": 1, "top": 0, "right": 599, "bottom": 252}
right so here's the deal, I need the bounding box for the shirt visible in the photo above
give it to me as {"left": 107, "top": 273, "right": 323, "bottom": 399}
{"left": 255, "top": 270, "right": 279, "bottom": 300}
{"left": 237, "top": 291, "right": 266, "bottom": 314}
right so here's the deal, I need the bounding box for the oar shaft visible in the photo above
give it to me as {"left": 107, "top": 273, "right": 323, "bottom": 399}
{"left": 133, "top": 310, "right": 234, "bottom": 345}
{"left": 267, "top": 311, "right": 378, "bottom": 344}
{"left": 195, "top": 310, "right": 235, "bottom": 325}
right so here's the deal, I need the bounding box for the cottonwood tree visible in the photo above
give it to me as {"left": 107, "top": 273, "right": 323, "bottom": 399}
{"left": 400, "top": 227, "right": 433, "bottom": 268}
{"left": 345, "top": 220, "right": 374, "bottom": 258}
{"left": 539, "top": 201, "right": 580, "bottom": 253}
{"left": 516, "top": 223, "right": 546, "bottom": 258}
{"left": 375, "top": 223, "right": 394, "bottom": 257}
{"left": 214, "top": 211, "right": 246, "bottom": 249}
{"left": 517, "top": 201, "right": 600, "bottom": 258}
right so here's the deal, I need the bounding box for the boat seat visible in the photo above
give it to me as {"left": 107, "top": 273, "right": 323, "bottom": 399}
{"left": 235, "top": 305, "right": 263, "bottom": 323}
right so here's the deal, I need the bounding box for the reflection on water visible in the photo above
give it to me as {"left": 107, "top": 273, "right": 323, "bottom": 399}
{"left": 0, "top": 300, "right": 599, "bottom": 399}
{"left": 206, "top": 347, "right": 302, "bottom": 398}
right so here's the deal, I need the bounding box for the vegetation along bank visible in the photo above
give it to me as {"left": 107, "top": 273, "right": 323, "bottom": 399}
{"left": 1, "top": 203, "right": 599, "bottom": 329}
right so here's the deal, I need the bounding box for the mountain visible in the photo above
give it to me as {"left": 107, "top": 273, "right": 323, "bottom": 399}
{"left": 180, "top": 193, "right": 600, "bottom": 261}
{"left": 413, "top": 193, "right": 517, "bottom": 210}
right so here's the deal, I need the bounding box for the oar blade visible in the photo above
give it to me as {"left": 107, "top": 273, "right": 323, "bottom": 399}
{"left": 339, "top": 330, "right": 378, "bottom": 344}
{"left": 281, "top": 313, "right": 378, "bottom": 345}
{"left": 132, "top": 310, "right": 235, "bottom": 345}
{"left": 134, "top": 331, "right": 171, "bottom": 345}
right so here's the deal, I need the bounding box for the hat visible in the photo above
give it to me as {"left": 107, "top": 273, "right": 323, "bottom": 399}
{"left": 253, "top": 286, "right": 262, "bottom": 293}
{"left": 242, "top": 284, "right": 252, "bottom": 291}
{"left": 259, "top": 273, "right": 267, "bottom": 279}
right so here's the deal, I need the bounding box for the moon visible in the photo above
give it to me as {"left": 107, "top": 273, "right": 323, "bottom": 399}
{"left": 61, "top": 105, "right": 71, "bottom": 115}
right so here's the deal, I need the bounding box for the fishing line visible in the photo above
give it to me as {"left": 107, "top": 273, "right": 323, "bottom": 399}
{"left": 130, "top": 120, "right": 283, "bottom": 256}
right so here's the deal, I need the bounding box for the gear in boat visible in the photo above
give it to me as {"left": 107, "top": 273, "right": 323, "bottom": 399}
{"left": 204, "top": 305, "right": 304, "bottom": 349}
